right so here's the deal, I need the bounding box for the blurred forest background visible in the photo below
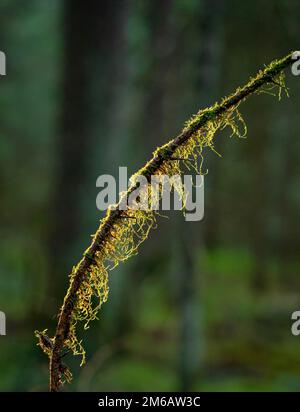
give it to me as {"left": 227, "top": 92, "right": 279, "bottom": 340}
{"left": 1, "top": 0, "right": 300, "bottom": 392}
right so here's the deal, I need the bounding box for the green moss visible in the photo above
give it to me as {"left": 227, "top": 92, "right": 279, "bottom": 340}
{"left": 38, "top": 52, "right": 293, "bottom": 389}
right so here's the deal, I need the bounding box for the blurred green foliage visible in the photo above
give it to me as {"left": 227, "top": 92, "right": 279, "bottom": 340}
{"left": 1, "top": 0, "right": 300, "bottom": 392}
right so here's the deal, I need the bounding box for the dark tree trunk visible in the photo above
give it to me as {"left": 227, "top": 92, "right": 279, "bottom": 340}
{"left": 48, "top": 0, "right": 127, "bottom": 304}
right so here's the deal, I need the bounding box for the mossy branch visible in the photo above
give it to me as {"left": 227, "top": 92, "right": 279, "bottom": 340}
{"left": 36, "top": 52, "right": 295, "bottom": 391}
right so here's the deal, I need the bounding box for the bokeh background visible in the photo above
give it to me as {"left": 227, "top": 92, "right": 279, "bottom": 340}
{"left": 1, "top": 0, "right": 300, "bottom": 392}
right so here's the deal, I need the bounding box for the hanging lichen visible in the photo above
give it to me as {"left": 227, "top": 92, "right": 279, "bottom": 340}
{"left": 35, "top": 52, "right": 295, "bottom": 392}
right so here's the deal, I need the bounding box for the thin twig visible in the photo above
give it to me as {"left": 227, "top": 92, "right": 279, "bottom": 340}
{"left": 45, "top": 52, "right": 294, "bottom": 391}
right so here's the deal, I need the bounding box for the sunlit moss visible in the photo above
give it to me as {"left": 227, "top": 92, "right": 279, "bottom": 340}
{"left": 64, "top": 70, "right": 287, "bottom": 370}
{"left": 36, "top": 53, "right": 292, "bottom": 388}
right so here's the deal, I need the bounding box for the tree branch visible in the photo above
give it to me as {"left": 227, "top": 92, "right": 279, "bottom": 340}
{"left": 39, "top": 51, "right": 295, "bottom": 392}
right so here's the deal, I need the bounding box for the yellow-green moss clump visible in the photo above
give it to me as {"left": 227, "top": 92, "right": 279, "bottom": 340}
{"left": 36, "top": 52, "right": 293, "bottom": 391}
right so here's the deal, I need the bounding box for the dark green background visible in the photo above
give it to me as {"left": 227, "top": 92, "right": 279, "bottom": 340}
{"left": 0, "top": 0, "right": 300, "bottom": 391}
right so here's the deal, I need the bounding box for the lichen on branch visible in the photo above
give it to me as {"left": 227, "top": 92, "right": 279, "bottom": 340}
{"left": 35, "top": 52, "right": 295, "bottom": 392}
